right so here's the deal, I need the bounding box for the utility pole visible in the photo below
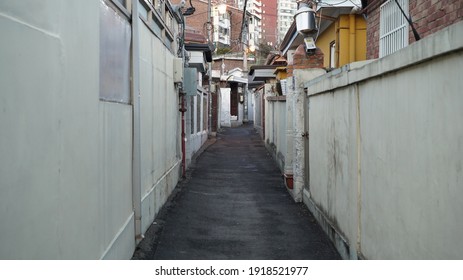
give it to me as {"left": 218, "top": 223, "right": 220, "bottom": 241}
{"left": 242, "top": 22, "right": 248, "bottom": 122}
{"left": 241, "top": 5, "right": 249, "bottom": 123}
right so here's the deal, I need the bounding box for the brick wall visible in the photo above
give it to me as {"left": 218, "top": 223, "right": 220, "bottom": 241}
{"left": 182, "top": 0, "right": 210, "bottom": 36}
{"left": 287, "top": 45, "right": 324, "bottom": 76}
{"left": 261, "top": 0, "right": 278, "bottom": 46}
{"left": 229, "top": 8, "right": 244, "bottom": 52}
{"left": 178, "top": 0, "right": 243, "bottom": 52}
{"left": 366, "top": 0, "right": 463, "bottom": 59}
{"left": 366, "top": 3, "right": 380, "bottom": 59}
{"left": 411, "top": 0, "right": 463, "bottom": 39}
{"left": 211, "top": 59, "right": 245, "bottom": 71}
{"left": 211, "top": 90, "right": 218, "bottom": 132}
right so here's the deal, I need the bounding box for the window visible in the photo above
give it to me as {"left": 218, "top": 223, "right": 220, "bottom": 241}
{"left": 329, "top": 41, "right": 336, "bottom": 68}
{"left": 203, "top": 95, "right": 208, "bottom": 132}
{"left": 196, "top": 93, "right": 201, "bottom": 133}
{"left": 111, "top": 0, "right": 131, "bottom": 16}
{"left": 190, "top": 96, "right": 195, "bottom": 134}
{"left": 99, "top": 0, "right": 131, "bottom": 104}
{"left": 379, "top": 0, "right": 409, "bottom": 57}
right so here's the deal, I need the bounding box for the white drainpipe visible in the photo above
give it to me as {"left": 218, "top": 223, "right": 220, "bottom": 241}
{"left": 131, "top": 0, "right": 143, "bottom": 242}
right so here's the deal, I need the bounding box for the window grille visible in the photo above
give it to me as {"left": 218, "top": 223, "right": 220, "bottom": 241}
{"left": 379, "top": 0, "right": 409, "bottom": 57}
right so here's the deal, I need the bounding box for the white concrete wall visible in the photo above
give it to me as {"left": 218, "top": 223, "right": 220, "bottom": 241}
{"left": 139, "top": 22, "right": 181, "bottom": 234}
{"left": 0, "top": 1, "right": 134, "bottom": 259}
{"left": 253, "top": 88, "right": 264, "bottom": 138}
{"left": 0, "top": 1, "right": 184, "bottom": 259}
{"left": 246, "top": 89, "right": 254, "bottom": 121}
{"left": 265, "top": 99, "right": 287, "bottom": 171}
{"left": 220, "top": 88, "right": 231, "bottom": 127}
{"left": 185, "top": 93, "right": 208, "bottom": 168}
{"left": 305, "top": 21, "right": 463, "bottom": 259}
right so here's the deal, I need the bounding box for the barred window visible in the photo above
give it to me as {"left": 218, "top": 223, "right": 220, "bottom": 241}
{"left": 379, "top": 0, "right": 409, "bottom": 57}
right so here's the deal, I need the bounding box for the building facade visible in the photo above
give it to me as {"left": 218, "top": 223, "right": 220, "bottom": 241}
{"left": 315, "top": 1, "right": 367, "bottom": 68}
{"left": 261, "top": 0, "right": 278, "bottom": 46}
{"left": 363, "top": 0, "right": 463, "bottom": 59}
{"left": 277, "top": 0, "right": 297, "bottom": 44}
{"left": 236, "top": 0, "right": 263, "bottom": 49}
{"left": 0, "top": 0, "right": 189, "bottom": 259}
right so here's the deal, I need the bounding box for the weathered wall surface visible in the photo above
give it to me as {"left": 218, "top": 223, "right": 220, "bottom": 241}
{"left": 0, "top": 1, "right": 183, "bottom": 259}
{"left": 366, "top": 0, "right": 463, "bottom": 59}
{"left": 0, "top": 1, "right": 135, "bottom": 259}
{"left": 266, "top": 98, "right": 287, "bottom": 171}
{"left": 305, "top": 21, "right": 463, "bottom": 259}
{"left": 139, "top": 22, "right": 181, "bottom": 234}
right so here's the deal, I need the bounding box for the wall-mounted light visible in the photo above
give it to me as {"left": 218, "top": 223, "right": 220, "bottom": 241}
{"left": 238, "top": 87, "right": 244, "bottom": 103}
{"left": 294, "top": 1, "right": 318, "bottom": 53}
{"left": 248, "top": 44, "right": 256, "bottom": 53}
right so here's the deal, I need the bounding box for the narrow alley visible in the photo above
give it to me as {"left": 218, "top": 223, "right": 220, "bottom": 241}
{"left": 132, "top": 124, "right": 340, "bottom": 260}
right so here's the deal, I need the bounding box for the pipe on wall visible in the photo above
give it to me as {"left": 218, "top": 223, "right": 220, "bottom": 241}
{"left": 131, "top": 0, "right": 143, "bottom": 242}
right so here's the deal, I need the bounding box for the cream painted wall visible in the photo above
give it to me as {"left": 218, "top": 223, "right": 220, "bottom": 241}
{"left": 305, "top": 21, "right": 463, "bottom": 259}
{"left": 0, "top": 1, "right": 134, "bottom": 259}
{"left": 185, "top": 93, "right": 208, "bottom": 169}
{"left": 139, "top": 22, "right": 181, "bottom": 234}
{"left": 265, "top": 100, "right": 287, "bottom": 171}
{"left": 359, "top": 52, "right": 463, "bottom": 259}
{"left": 308, "top": 88, "right": 359, "bottom": 259}
{"left": 220, "top": 88, "right": 231, "bottom": 127}
{"left": 98, "top": 102, "right": 134, "bottom": 260}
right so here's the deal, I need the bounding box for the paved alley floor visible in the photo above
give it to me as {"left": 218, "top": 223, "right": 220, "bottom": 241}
{"left": 132, "top": 124, "right": 340, "bottom": 260}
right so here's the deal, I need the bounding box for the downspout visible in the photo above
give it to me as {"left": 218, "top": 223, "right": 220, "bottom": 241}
{"left": 131, "top": 0, "right": 143, "bottom": 242}
{"left": 180, "top": 92, "right": 186, "bottom": 178}
{"left": 179, "top": 12, "right": 187, "bottom": 179}
{"left": 207, "top": 0, "right": 213, "bottom": 135}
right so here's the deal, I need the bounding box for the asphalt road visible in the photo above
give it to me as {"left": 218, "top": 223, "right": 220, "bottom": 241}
{"left": 132, "top": 124, "right": 340, "bottom": 260}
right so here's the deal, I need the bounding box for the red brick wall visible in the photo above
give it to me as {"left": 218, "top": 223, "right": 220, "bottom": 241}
{"left": 287, "top": 45, "right": 324, "bottom": 76}
{"left": 366, "top": 3, "right": 380, "bottom": 60}
{"left": 181, "top": 0, "right": 210, "bottom": 36}
{"left": 411, "top": 0, "right": 463, "bottom": 39}
{"left": 261, "top": 0, "right": 278, "bottom": 46}
{"left": 211, "top": 90, "right": 218, "bottom": 132}
{"left": 176, "top": 0, "right": 243, "bottom": 51}
{"left": 229, "top": 8, "right": 244, "bottom": 51}
{"left": 211, "top": 59, "right": 245, "bottom": 71}
{"left": 366, "top": 0, "right": 463, "bottom": 59}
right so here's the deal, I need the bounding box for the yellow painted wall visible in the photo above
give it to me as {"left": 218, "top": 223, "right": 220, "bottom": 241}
{"left": 275, "top": 68, "right": 288, "bottom": 80}
{"left": 316, "top": 14, "right": 366, "bottom": 68}
{"left": 316, "top": 22, "right": 336, "bottom": 68}
{"left": 355, "top": 17, "right": 367, "bottom": 63}
{"left": 337, "top": 14, "right": 367, "bottom": 67}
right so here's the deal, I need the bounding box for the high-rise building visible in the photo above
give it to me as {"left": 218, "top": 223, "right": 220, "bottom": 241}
{"left": 260, "top": 0, "right": 278, "bottom": 47}
{"left": 276, "top": 0, "right": 297, "bottom": 44}
{"left": 236, "top": 0, "right": 263, "bottom": 50}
